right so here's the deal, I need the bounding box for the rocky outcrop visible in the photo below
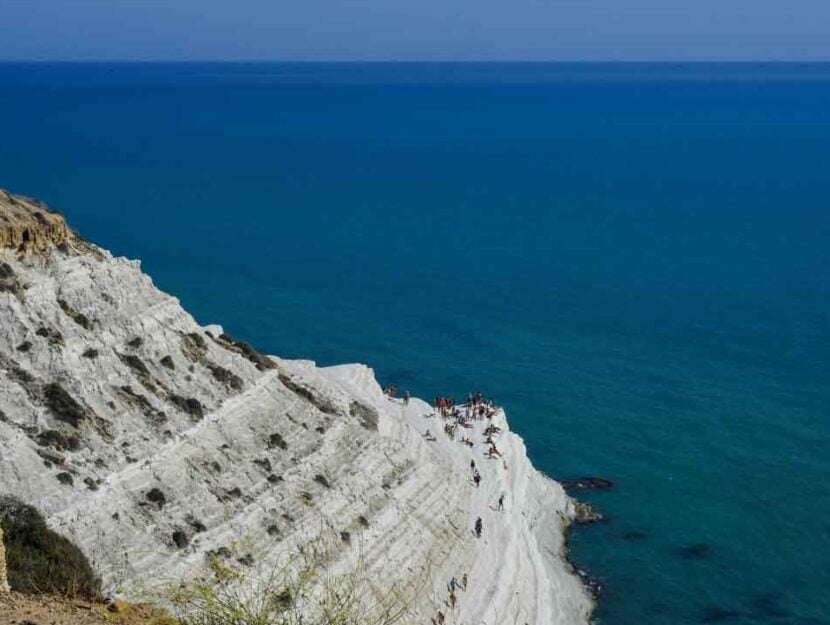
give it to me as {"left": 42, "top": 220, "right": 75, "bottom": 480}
{"left": 573, "top": 501, "right": 605, "bottom": 524}
{"left": 0, "top": 191, "right": 72, "bottom": 253}
{"left": 559, "top": 476, "right": 613, "bottom": 492}
{"left": 0, "top": 191, "right": 593, "bottom": 624}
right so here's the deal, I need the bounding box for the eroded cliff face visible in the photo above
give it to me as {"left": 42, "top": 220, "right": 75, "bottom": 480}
{"left": 0, "top": 191, "right": 72, "bottom": 253}
{"left": 0, "top": 190, "right": 592, "bottom": 624}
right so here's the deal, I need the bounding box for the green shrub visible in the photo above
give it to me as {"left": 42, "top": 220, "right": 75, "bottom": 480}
{"left": 0, "top": 495, "right": 101, "bottom": 598}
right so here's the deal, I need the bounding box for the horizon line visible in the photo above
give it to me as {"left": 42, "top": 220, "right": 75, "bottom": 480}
{"left": 3, "top": 59, "right": 830, "bottom": 64}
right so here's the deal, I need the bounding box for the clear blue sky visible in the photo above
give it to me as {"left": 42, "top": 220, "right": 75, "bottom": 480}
{"left": 1, "top": 0, "right": 829, "bottom": 61}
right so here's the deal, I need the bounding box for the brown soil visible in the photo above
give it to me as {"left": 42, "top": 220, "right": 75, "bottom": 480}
{"left": 0, "top": 592, "right": 175, "bottom": 625}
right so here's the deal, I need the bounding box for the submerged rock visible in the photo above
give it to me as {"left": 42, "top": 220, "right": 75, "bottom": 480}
{"left": 677, "top": 543, "right": 712, "bottom": 560}
{"left": 573, "top": 502, "right": 606, "bottom": 524}
{"left": 559, "top": 477, "right": 614, "bottom": 492}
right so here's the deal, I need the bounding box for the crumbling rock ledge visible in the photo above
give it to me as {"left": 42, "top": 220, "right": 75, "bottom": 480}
{"left": 0, "top": 191, "right": 72, "bottom": 253}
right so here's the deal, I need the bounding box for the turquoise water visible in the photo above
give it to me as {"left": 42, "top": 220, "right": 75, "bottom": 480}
{"left": 1, "top": 63, "right": 829, "bottom": 624}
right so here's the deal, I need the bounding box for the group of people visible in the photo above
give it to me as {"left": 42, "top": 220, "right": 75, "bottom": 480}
{"left": 432, "top": 573, "right": 469, "bottom": 624}
{"left": 384, "top": 385, "right": 413, "bottom": 406}
{"left": 398, "top": 386, "right": 509, "bottom": 624}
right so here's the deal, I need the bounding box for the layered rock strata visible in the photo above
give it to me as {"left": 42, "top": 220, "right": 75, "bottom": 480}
{"left": 0, "top": 190, "right": 592, "bottom": 624}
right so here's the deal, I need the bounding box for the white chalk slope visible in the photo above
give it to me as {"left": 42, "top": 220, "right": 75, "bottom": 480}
{"left": 0, "top": 239, "right": 591, "bottom": 624}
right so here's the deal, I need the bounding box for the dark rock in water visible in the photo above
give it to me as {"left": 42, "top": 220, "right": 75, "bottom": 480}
{"left": 751, "top": 592, "right": 789, "bottom": 619}
{"left": 622, "top": 530, "right": 647, "bottom": 540}
{"left": 559, "top": 476, "right": 614, "bottom": 492}
{"left": 700, "top": 605, "right": 744, "bottom": 622}
{"left": 574, "top": 567, "right": 603, "bottom": 597}
{"left": 678, "top": 543, "right": 712, "bottom": 559}
{"left": 573, "top": 501, "right": 605, "bottom": 524}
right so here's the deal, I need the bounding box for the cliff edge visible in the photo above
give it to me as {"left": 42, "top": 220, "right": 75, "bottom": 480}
{"left": 0, "top": 190, "right": 593, "bottom": 624}
{"left": 0, "top": 191, "right": 73, "bottom": 252}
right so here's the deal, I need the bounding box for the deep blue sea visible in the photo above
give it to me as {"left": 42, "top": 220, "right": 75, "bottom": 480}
{"left": 1, "top": 62, "right": 829, "bottom": 624}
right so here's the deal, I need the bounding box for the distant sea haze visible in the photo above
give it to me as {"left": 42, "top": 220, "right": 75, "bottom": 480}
{"left": 1, "top": 62, "right": 828, "bottom": 624}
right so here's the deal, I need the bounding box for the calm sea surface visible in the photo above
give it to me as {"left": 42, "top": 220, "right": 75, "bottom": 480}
{"left": 1, "top": 62, "right": 829, "bottom": 624}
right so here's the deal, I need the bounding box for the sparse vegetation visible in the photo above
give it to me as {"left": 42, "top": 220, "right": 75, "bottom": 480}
{"left": 57, "top": 298, "right": 92, "bottom": 329}
{"left": 172, "top": 530, "right": 190, "bottom": 549}
{"left": 36, "top": 429, "right": 81, "bottom": 451}
{"left": 55, "top": 471, "right": 74, "bottom": 486}
{"left": 146, "top": 488, "right": 167, "bottom": 509}
{"left": 119, "top": 352, "right": 151, "bottom": 376}
{"left": 161, "top": 530, "right": 424, "bottom": 625}
{"left": 35, "top": 326, "right": 64, "bottom": 346}
{"left": 207, "top": 362, "right": 243, "bottom": 391}
{"left": 349, "top": 402, "right": 378, "bottom": 431}
{"left": 208, "top": 331, "right": 277, "bottom": 371}
{"left": 44, "top": 382, "right": 88, "bottom": 428}
{"left": 169, "top": 394, "right": 204, "bottom": 421}
{"left": 0, "top": 495, "right": 101, "bottom": 598}
{"left": 279, "top": 374, "right": 339, "bottom": 416}
{"left": 181, "top": 332, "right": 208, "bottom": 362}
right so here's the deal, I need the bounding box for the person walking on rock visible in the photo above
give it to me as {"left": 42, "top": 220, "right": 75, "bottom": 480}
{"left": 474, "top": 516, "right": 483, "bottom": 538}
{"left": 498, "top": 493, "right": 505, "bottom": 511}
{"left": 404, "top": 390, "right": 410, "bottom": 405}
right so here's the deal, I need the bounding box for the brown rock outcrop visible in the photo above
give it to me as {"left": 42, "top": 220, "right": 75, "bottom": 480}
{"left": 0, "top": 189, "right": 72, "bottom": 252}
{"left": 0, "top": 526, "right": 9, "bottom": 593}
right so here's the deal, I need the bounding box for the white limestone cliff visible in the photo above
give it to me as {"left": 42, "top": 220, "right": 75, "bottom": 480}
{"left": 0, "top": 191, "right": 592, "bottom": 624}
